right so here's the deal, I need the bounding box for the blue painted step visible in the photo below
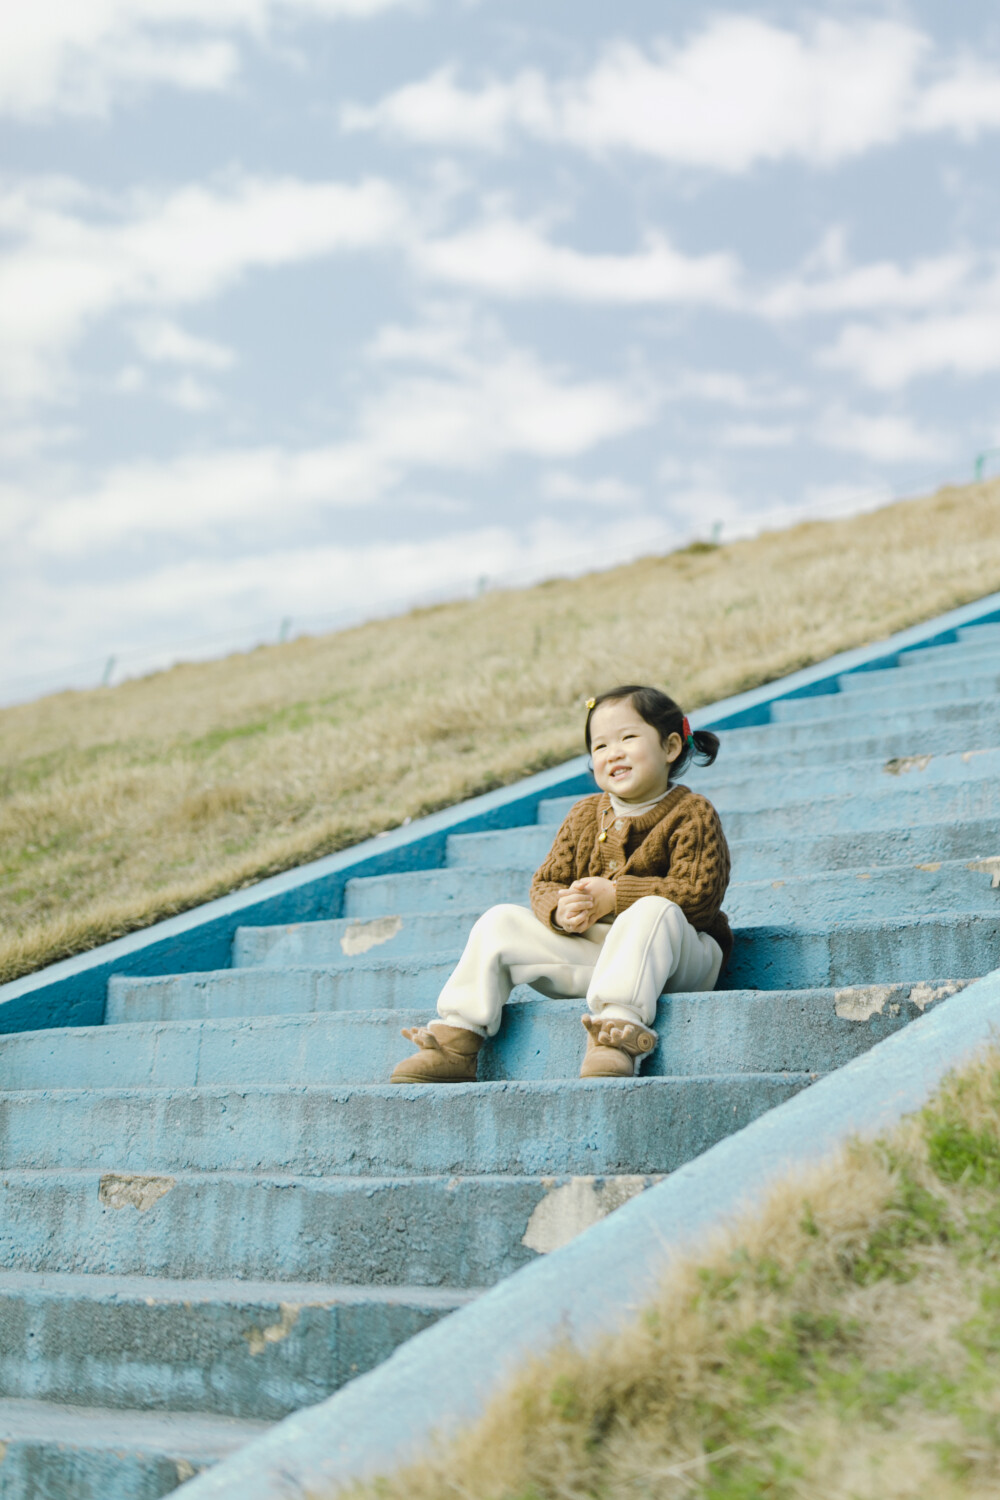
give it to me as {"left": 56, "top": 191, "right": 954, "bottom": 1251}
{"left": 182, "top": 900, "right": 1000, "bottom": 1008}
{"left": 0, "top": 1077, "right": 817, "bottom": 1177}
{"left": 682, "top": 698, "right": 1000, "bottom": 758}
{"left": 0, "top": 1272, "right": 471, "bottom": 1421}
{"left": 332, "top": 856, "right": 998, "bottom": 923}
{"left": 10, "top": 984, "right": 960, "bottom": 1087}
{"left": 445, "top": 817, "right": 1000, "bottom": 873}
{"left": 772, "top": 678, "right": 1000, "bottom": 722}
{"left": 106, "top": 956, "right": 457, "bottom": 1022}
{"left": 0, "top": 1170, "right": 647, "bottom": 1289}
{"left": 899, "top": 638, "right": 1000, "bottom": 670}
{"left": 536, "top": 777, "right": 1000, "bottom": 833}
{"left": 0, "top": 1398, "right": 266, "bottom": 1499}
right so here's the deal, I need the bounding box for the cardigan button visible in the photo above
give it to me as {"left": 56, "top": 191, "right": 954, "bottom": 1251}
{"left": 607, "top": 859, "right": 619, "bottom": 871}
{"left": 613, "top": 819, "right": 624, "bottom": 831}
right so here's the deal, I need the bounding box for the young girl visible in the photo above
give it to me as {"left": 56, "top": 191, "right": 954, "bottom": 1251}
{"left": 390, "top": 685, "right": 732, "bottom": 1083}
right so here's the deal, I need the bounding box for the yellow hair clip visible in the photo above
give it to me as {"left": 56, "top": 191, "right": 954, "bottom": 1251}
{"left": 585, "top": 698, "right": 595, "bottom": 710}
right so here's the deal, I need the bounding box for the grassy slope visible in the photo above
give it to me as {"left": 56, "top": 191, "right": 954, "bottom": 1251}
{"left": 348, "top": 1045, "right": 1000, "bottom": 1500}
{"left": 3, "top": 476, "right": 1000, "bottom": 984}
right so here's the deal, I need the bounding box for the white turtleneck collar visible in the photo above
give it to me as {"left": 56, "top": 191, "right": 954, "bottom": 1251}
{"left": 608, "top": 785, "right": 673, "bottom": 819}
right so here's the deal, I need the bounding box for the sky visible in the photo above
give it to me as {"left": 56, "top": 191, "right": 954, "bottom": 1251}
{"left": 3, "top": 1, "right": 1000, "bottom": 702}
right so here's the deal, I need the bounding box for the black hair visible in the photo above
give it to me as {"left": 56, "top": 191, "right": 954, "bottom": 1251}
{"left": 584, "top": 684, "right": 720, "bottom": 779}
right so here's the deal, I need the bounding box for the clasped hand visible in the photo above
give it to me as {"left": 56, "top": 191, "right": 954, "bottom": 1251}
{"left": 554, "top": 877, "right": 617, "bottom": 933}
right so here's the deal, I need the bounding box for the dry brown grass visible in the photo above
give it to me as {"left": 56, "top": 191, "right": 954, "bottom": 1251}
{"left": 3, "top": 477, "right": 1000, "bottom": 984}
{"left": 341, "top": 1045, "right": 1000, "bottom": 1500}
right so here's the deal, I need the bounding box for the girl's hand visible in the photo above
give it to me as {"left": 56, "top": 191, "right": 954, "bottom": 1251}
{"left": 555, "top": 888, "right": 594, "bottom": 933}
{"left": 570, "top": 877, "right": 617, "bottom": 921}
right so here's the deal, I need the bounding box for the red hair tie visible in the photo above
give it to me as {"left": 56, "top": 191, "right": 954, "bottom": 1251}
{"left": 682, "top": 716, "right": 694, "bottom": 746}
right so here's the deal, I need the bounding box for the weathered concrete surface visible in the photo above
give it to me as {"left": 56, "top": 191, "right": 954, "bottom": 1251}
{"left": 337, "top": 855, "right": 999, "bottom": 923}
{"left": 178, "top": 968, "right": 1000, "bottom": 1500}
{"left": 0, "top": 1398, "right": 266, "bottom": 1499}
{"left": 448, "top": 812, "right": 1000, "bottom": 872}
{"left": 771, "top": 673, "right": 1000, "bottom": 720}
{"left": 899, "top": 636, "right": 1000, "bottom": 669}
{"left": 0, "top": 1172, "right": 635, "bottom": 1288}
{"left": 106, "top": 956, "right": 456, "bottom": 1023}
{"left": 120, "top": 910, "right": 1000, "bottom": 1015}
{"left": 541, "top": 777, "right": 1000, "bottom": 839}
{"left": 0, "top": 1272, "right": 471, "bottom": 1420}
{"left": 0, "top": 1075, "right": 816, "bottom": 1177}
{"left": 2, "top": 985, "right": 955, "bottom": 1090}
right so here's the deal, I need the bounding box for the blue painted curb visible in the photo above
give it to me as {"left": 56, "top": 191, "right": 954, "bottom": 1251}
{"left": 3, "top": 586, "right": 1000, "bottom": 1035}
{"left": 178, "top": 965, "right": 1000, "bottom": 1499}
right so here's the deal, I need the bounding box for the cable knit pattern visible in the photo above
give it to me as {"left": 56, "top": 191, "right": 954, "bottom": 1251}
{"left": 530, "top": 784, "right": 733, "bottom": 963}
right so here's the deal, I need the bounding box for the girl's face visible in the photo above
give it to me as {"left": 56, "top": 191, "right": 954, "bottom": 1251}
{"left": 589, "top": 699, "right": 682, "bottom": 803}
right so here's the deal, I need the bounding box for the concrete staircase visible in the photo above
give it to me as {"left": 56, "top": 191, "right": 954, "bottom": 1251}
{"left": 3, "top": 623, "right": 1000, "bottom": 1496}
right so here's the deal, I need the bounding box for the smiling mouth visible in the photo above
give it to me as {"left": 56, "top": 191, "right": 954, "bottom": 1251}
{"left": 609, "top": 766, "right": 631, "bottom": 778}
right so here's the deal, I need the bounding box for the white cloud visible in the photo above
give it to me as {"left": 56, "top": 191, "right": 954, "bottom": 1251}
{"left": 343, "top": 66, "right": 546, "bottom": 151}
{"left": 113, "top": 365, "right": 147, "bottom": 393}
{"left": 821, "top": 297, "right": 1000, "bottom": 389}
{"left": 0, "top": 0, "right": 409, "bottom": 118}
{"left": 914, "top": 57, "right": 1000, "bottom": 139}
{"left": 416, "top": 217, "right": 741, "bottom": 305}
{"left": 0, "top": 173, "right": 405, "bottom": 401}
{"left": 666, "top": 370, "right": 805, "bottom": 410}
{"left": 761, "top": 248, "right": 975, "bottom": 319}
{"left": 815, "top": 408, "right": 950, "bottom": 463}
{"left": 133, "top": 318, "right": 236, "bottom": 370}
{"left": 721, "top": 422, "right": 796, "bottom": 449}
{"left": 413, "top": 211, "right": 982, "bottom": 326}
{"left": 541, "top": 471, "right": 639, "bottom": 505}
{"left": 0, "top": 421, "right": 78, "bottom": 461}
{"left": 345, "top": 18, "right": 1000, "bottom": 171}
{"left": 27, "top": 312, "right": 654, "bottom": 553}
{"left": 30, "top": 442, "right": 387, "bottom": 554}
{"left": 162, "top": 374, "right": 220, "bottom": 411}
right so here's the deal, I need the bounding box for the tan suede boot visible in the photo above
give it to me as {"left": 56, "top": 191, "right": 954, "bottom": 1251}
{"left": 390, "top": 1022, "right": 484, "bottom": 1083}
{"left": 579, "top": 1014, "right": 658, "bottom": 1078}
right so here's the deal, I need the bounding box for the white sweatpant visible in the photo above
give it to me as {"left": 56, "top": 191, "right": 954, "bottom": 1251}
{"left": 436, "top": 897, "right": 723, "bottom": 1037}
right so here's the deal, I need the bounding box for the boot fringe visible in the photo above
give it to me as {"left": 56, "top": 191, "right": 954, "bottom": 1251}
{"left": 581, "top": 1014, "right": 658, "bottom": 1056}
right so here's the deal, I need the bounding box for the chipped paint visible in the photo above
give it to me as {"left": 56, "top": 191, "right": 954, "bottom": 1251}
{"left": 340, "top": 915, "right": 403, "bottom": 956}
{"left": 834, "top": 986, "right": 893, "bottom": 1021}
{"left": 916, "top": 862, "right": 941, "bottom": 872}
{"left": 243, "top": 1303, "right": 301, "bottom": 1356}
{"left": 244, "top": 1303, "right": 301, "bottom": 1356}
{"left": 908, "top": 980, "right": 968, "bottom": 1012}
{"left": 855, "top": 872, "right": 871, "bottom": 880}
{"left": 883, "top": 754, "right": 933, "bottom": 775}
{"left": 176, "top": 1460, "right": 197, "bottom": 1482}
{"left": 521, "top": 1176, "right": 656, "bottom": 1255}
{"left": 0, "top": 1440, "right": 6, "bottom": 1464}
{"left": 834, "top": 980, "right": 970, "bottom": 1020}
{"left": 98, "top": 1172, "right": 176, "bottom": 1212}
{"left": 967, "top": 856, "right": 1000, "bottom": 889}
{"left": 771, "top": 880, "right": 785, "bottom": 889}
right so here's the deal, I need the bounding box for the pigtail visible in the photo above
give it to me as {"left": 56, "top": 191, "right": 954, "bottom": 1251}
{"left": 689, "top": 728, "right": 720, "bottom": 767}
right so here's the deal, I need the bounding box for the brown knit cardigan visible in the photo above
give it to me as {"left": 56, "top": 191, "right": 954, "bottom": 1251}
{"left": 529, "top": 784, "right": 733, "bottom": 963}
